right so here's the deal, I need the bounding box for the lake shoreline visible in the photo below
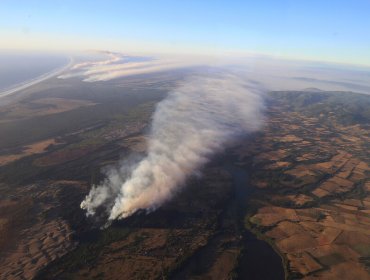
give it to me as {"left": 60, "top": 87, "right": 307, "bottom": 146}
{"left": 224, "top": 163, "right": 286, "bottom": 280}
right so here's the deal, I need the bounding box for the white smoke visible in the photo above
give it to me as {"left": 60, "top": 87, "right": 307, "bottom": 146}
{"left": 60, "top": 51, "right": 370, "bottom": 94}
{"left": 81, "top": 72, "right": 264, "bottom": 220}
{"left": 58, "top": 52, "right": 201, "bottom": 82}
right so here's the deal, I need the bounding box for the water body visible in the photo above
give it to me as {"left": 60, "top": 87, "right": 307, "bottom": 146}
{"left": 225, "top": 164, "right": 285, "bottom": 280}
{"left": 0, "top": 51, "right": 70, "bottom": 97}
{"left": 170, "top": 162, "right": 285, "bottom": 279}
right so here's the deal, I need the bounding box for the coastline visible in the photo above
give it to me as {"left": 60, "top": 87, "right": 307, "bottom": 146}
{"left": 0, "top": 56, "right": 74, "bottom": 99}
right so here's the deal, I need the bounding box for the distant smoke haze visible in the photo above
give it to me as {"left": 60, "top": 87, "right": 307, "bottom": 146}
{"left": 80, "top": 73, "right": 265, "bottom": 221}
{"left": 59, "top": 52, "right": 201, "bottom": 82}
{"left": 70, "top": 51, "right": 370, "bottom": 222}
{"left": 60, "top": 52, "right": 370, "bottom": 94}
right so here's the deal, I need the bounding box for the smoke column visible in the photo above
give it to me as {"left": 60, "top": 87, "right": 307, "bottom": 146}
{"left": 81, "top": 72, "right": 264, "bottom": 221}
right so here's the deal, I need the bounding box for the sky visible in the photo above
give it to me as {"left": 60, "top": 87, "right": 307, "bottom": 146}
{"left": 1, "top": 0, "right": 370, "bottom": 66}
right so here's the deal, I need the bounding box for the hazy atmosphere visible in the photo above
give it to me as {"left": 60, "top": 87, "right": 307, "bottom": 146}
{"left": 1, "top": 1, "right": 369, "bottom": 280}
{"left": 1, "top": 1, "right": 370, "bottom": 65}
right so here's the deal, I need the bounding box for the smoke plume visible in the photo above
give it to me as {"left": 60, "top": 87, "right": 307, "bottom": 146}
{"left": 81, "top": 72, "right": 264, "bottom": 221}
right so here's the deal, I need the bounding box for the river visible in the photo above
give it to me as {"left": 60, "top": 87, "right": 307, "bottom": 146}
{"left": 225, "top": 164, "right": 285, "bottom": 280}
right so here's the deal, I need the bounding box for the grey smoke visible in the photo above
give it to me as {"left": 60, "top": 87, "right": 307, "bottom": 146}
{"left": 81, "top": 72, "right": 264, "bottom": 220}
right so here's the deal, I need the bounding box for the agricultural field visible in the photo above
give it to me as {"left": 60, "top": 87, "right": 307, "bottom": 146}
{"left": 0, "top": 75, "right": 369, "bottom": 280}
{"left": 239, "top": 91, "right": 370, "bottom": 279}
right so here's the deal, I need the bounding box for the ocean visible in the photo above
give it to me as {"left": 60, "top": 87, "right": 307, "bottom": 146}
{"left": 0, "top": 51, "right": 69, "bottom": 94}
